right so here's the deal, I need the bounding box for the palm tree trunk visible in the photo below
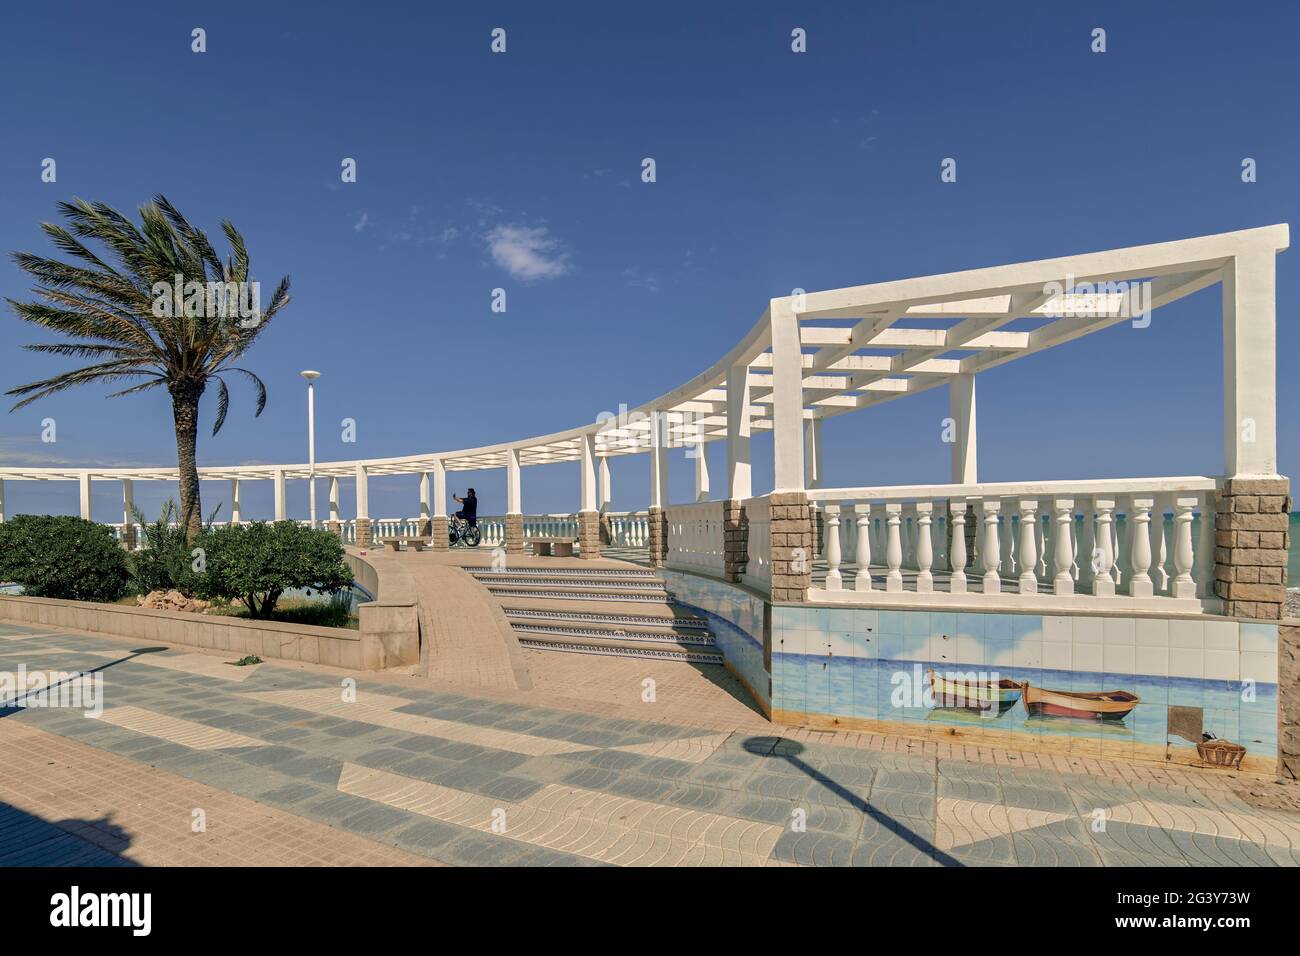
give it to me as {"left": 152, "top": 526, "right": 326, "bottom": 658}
{"left": 171, "top": 381, "right": 204, "bottom": 542}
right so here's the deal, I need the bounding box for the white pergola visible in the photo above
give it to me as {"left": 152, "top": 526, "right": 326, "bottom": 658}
{"left": 0, "top": 224, "right": 1286, "bottom": 526}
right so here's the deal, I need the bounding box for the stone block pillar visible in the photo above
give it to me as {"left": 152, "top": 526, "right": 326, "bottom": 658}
{"left": 1214, "top": 477, "right": 1291, "bottom": 620}
{"left": 430, "top": 516, "right": 449, "bottom": 552}
{"left": 647, "top": 506, "right": 667, "bottom": 566}
{"left": 723, "top": 499, "right": 748, "bottom": 583}
{"left": 505, "top": 514, "right": 524, "bottom": 554}
{"left": 770, "top": 491, "right": 812, "bottom": 602}
{"left": 577, "top": 510, "right": 602, "bottom": 559}
{"left": 355, "top": 517, "right": 372, "bottom": 550}
{"left": 1280, "top": 622, "right": 1299, "bottom": 781}
{"left": 325, "top": 520, "right": 343, "bottom": 542}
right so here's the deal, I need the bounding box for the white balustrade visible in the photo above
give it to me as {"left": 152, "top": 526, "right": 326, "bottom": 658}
{"left": 802, "top": 477, "right": 1218, "bottom": 611}
{"left": 741, "top": 496, "right": 772, "bottom": 592}
{"left": 665, "top": 501, "right": 725, "bottom": 575}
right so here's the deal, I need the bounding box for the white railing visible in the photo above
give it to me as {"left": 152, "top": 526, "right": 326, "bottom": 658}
{"left": 665, "top": 501, "right": 725, "bottom": 575}
{"left": 808, "top": 477, "right": 1218, "bottom": 611}
{"left": 605, "top": 511, "right": 649, "bottom": 548}
{"left": 742, "top": 495, "right": 772, "bottom": 592}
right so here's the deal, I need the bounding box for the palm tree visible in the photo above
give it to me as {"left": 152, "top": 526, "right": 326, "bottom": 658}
{"left": 6, "top": 196, "right": 290, "bottom": 541}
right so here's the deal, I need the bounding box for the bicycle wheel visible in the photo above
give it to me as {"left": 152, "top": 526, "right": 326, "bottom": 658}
{"left": 464, "top": 526, "right": 482, "bottom": 547}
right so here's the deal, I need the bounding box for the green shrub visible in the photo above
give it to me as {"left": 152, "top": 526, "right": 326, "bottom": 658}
{"left": 189, "top": 521, "right": 352, "bottom": 618}
{"left": 0, "top": 514, "right": 129, "bottom": 602}
{"left": 127, "top": 500, "right": 203, "bottom": 596}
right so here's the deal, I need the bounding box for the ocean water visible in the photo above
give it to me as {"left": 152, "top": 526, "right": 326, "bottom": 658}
{"left": 774, "top": 654, "right": 1277, "bottom": 758}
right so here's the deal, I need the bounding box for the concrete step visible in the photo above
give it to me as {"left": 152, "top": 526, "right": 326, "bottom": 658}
{"left": 484, "top": 583, "right": 668, "bottom": 603}
{"left": 464, "top": 565, "right": 660, "bottom": 581}
{"left": 514, "top": 633, "right": 724, "bottom": 665}
{"left": 469, "top": 571, "right": 667, "bottom": 591}
{"left": 497, "top": 599, "right": 711, "bottom": 631}
{"left": 505, "top": 614, "right": 716, "bottom": 646}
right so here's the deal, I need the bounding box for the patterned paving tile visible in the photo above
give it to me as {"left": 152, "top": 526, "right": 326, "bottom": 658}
{"left": 337, "top": 763, "right": 783, "bottom": 866}
{"left": 245, "top": 688, "right": 596, "bottom": 756}
{"left": 97, "top": 705, "right": 268, "bottom": 750}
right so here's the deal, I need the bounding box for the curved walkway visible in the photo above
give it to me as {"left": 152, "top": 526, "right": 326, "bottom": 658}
{"left": 404, "top": 557, "right": 533, "bottom": 691}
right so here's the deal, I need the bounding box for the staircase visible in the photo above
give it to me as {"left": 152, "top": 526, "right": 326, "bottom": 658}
{"left": 463, "top": 565, "right": 723, "bottom": 665}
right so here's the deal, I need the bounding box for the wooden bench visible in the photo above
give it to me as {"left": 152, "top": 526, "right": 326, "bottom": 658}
{"left": 381, "top": 537, "right": 427, "bottom": 552}
{"left": 526, "top": 536, "right": 578, "bottom": 558}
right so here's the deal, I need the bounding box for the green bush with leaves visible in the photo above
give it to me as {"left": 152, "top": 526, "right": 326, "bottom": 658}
{"left": 0, "top": 514, "right": 129, "bottom": 602}
{"left": 127, "top": 500, "right": 218, "bottom": 596}
{"left": 190, "top": 521, "right": 352, "bottom": 619}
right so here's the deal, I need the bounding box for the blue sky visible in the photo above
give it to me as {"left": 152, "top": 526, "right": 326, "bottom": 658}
{"left": 0, "top": 1, "right": 1296, "bottom": 522}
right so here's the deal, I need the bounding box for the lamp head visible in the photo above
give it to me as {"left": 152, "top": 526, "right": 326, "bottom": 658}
{"left": 300, "top": 370, "right": 321, "bottom": 382}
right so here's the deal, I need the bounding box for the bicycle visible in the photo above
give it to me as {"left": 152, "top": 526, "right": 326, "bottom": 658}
{"left": 448, "top": 512, "right": 482, "bottom": 548}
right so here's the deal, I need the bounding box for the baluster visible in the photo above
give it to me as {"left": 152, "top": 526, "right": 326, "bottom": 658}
{"left": 1052, "top": 499, "right": 1075, "bottom": 595}
{"left": 949, "top": 498, "right": 968, "bottom": 594}
{"left": 931, "top": 506, "right": 945, "bottom": 574}
{"left": 1035, "top": 508, "right": 1048, "bottom": 581}
{"left": 981, "top": 501, "right": 1002, "bottom": 594}
{"left": 1018, "top": 499, "right": 1039, "bottom": 594}
{"left": 1111, "top": 499, "right": 1126, "bottom": 589}
{"left": 1001, "top": 497, "right": 1016, "bottom": 579}
{"left": 1092, "top": 499, "right": 1116, "bottom": 596}
{"left": 885, "top": 504, "right": 904, "bottom": 592}
{"left": 1128, "top": 497, "right": 1154, "bottom": 597}
{"left": 1172, "top": 496, "right": 1198, "bottom": 599}
{"left": 1077, "top": 497, "right": 1095, "bottom": 588}
{"left": 824, "top": 506, "right": 843, "bottom": 590}
{"left": 853, "top": 504, "right": 872, "bottom": 591}
{"left": 1195, "top": 492, "right": 1215, "bottom": 598}
{"left": 915, "top": 502, "right": 934, "bottom": 592}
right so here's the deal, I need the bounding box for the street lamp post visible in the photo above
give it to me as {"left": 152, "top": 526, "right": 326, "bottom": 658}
{"left": 301, "top": 370, "right": 320, "bottom": 529}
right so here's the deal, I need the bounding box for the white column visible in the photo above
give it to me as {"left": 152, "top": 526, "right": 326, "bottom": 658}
{"left": 1052, "top": 499, "right": 1074, "bottom": 595}
{"left": 419, "top": 472, "right": 431, "bottom": 524}
{"left": 1129, "top": 497, "right": 1154, "bottom": 597}
{"left": 694, "top": 440, "right": 710, "bottom": 502}
{"left": 273, "top": 468, "right": 286, "bottom": 521}
{"left": 853, "top": 504, "right": 872, "bottom": 592}
{"left": 949, "top": 373, "right": 977, "bottom": 484}
{"left": 804, "top": 418, "right": 823, "bottom": 488}
{"left": 981, "top": 500, "right": 1001, "bottom": 594}
{"left": 0, "top": 478, "right": 5, "bottom": 523}
{"left": 649, "top": 411, "right": 668, "bottom": 508}
{"left": 432, "top": 460, "right": 446, "bottom": 518}
{"left": 824, "top": 505, "right": 842, "bottom": 590}
{"left": 598, "top": 456, "right": 611, "bottom": 511}
{"left": 328, "top": 477, "right": 339, "bottom": 523}
{"left": 1017, "top": 500, "right": 1038, "bottom": 594}
{"left": 726, "top": 364, "right": 752, "bottom": 500}
{"left": 1172, "top": 496, "right": 1198, "bottom": 599}
{"left": 770, "top": 297, "right": 805, "bottom": 492}
{"left": 579, "top": 432, "right": 597, "bottom": 513}
{"left": 507, "top": 448, "right": 522, "bottom": 515}
{"left": 948, "top": 498, "right": 968, "bottom": 593}
{"left": 122, "top": 479, "right": 134, "bottom": 535}
{"left": 230, "top": 478, "right": 242, "bottom": 524}
{"left": 885, "top": 504, "right": 904, "bottom": 592}
{"left": 915, "top": 502, "right": 934, "bottom": 593}
{"left": 1222, "top": 250, "right": 1278, "bottom": 477}
{"left": 355, "top": 463, "right": 369, "bottom": 520}
{"left": 78, "top": 472, "right": 92, "bottom": 521}
{"left": 1091, "top": 499, "right": 1116, "bottom": 596}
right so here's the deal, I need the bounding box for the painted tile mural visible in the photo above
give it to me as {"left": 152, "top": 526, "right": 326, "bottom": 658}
{"left": 771, "top": 607, "right": 1278, "bottom": 772}
{"left": 659, "top": 570, "right": 769, "bottom": 709}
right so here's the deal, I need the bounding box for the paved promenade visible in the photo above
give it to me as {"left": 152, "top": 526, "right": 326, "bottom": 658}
{"left": 1, "top": 621, "right": 1299, "bottom": 867}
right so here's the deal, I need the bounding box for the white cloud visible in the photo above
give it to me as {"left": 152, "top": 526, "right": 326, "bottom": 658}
{"left": 484, "top": 224, "right": 572, "bottom": 281}
{"left": 353, "top": 212, "right": 370, "bottom": 232}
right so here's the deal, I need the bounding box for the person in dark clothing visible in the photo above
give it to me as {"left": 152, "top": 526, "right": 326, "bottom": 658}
{"left": 453, "top": 488, "right": 478, "bottom": 526}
